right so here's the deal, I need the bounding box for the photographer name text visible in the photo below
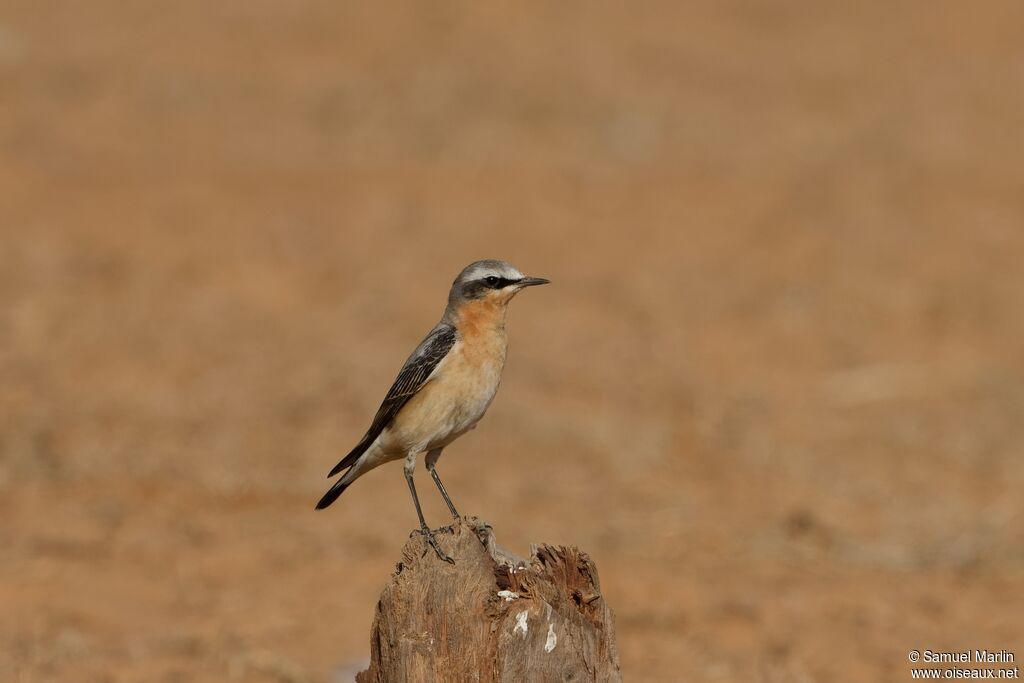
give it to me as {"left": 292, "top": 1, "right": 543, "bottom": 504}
{"left": 919, "top": 652, "right": 1015, "bottom": 664}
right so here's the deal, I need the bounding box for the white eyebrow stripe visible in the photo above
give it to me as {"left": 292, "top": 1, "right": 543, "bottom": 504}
{"left": 454, "top": 260, "right": 525, "bottom": 286}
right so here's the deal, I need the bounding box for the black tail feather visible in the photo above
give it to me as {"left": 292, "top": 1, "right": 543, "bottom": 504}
{"left": 328, "top": 437, "right": 371, "bottom": 477}
{"left": 315, "top": 477, "right": 351, "bottom": 510}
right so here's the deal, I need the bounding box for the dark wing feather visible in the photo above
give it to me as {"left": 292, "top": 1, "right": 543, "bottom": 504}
{"left": 327, "top": 323, "right": 457, "bottom": 477}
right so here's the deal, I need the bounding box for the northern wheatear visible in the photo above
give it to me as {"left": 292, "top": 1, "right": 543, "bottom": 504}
{"left": 316, "top": 260, "right": 548, "bottom": 561}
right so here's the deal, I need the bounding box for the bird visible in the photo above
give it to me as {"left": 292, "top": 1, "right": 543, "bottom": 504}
{"left": 316, "top": 259, "right": 549, "bottom": 562}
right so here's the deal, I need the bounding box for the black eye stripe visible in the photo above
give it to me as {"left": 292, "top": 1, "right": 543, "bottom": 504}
{"left": 482, "top": 276, "right": 518, "bottom": 289}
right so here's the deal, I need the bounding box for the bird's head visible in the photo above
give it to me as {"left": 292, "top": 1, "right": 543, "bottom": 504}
{"left": 446, "top": 260, "right": 549, "bottom": 314}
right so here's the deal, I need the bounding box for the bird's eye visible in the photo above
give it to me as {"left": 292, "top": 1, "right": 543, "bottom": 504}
{"left": 484, "top": 276, "right": 500, "bottom": 286}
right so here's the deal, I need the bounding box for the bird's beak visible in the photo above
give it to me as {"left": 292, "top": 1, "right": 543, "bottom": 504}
{"left": 517, "top": 276, "right": 550, "bottom": 288}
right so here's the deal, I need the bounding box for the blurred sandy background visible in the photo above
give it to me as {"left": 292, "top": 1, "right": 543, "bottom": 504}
{"left": 2, "top": 2, "right": 1024, "bottom": 681}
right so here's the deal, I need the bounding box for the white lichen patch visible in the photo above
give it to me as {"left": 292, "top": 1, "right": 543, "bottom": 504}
{"left": 544, "top": 623, "right": 557, "bottom": 652}
{"left": 497, "top": 590, "right": 519, "bottom": 602}
{"left": 513, "top": 610, "right": 529, "bottom": 637}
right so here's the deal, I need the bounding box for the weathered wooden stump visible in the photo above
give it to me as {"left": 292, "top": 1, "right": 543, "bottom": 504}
{"left": 356, "top": 518, "right": 622, "bottom": 683}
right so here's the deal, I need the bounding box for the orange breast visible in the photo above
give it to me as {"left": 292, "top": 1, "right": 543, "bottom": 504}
{"left": 455, "top": 299, "right": 508, "bottom": 368}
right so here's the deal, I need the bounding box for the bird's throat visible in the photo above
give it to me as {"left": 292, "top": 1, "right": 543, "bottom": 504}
{"left": 455, "top": 298, "right": 508, "bottom": 342}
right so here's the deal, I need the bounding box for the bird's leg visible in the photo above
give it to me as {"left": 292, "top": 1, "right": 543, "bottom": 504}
{"left": 425, "top": 448, "right": 460, "bottom": 521}
{"left": 404, "top": 454, "right": 454, "bottom": 564}
{"left": 427, "top": 465, "right": 461, "bottom": 520}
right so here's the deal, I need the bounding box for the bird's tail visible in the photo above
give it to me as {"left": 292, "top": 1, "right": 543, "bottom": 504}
{"left": 315, "top": 475, "right": 351, "bottom": 510}
{"left": 328, "top": 435, "right": 373, "bottom": 477}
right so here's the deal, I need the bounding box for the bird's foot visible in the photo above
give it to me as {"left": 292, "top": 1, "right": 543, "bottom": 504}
{"left": 459, "top": 516, "right": 492, "bottom": 544}
{"left": 414, "top": 526, "right": 455, "bottom": 564}
{"left": 439, "top": 515, "right": 464, "bottom": 532}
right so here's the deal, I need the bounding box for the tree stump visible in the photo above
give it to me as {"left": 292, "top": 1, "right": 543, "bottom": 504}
{"left": 356, "top": 518, "right": 622, "bottom": 683}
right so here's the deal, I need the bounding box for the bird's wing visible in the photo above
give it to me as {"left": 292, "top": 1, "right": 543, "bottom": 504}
{"left": 327, "top": 323, "right": 458, "bottom": 477}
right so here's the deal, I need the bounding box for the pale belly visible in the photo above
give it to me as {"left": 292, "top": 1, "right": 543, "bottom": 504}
{"left": 381, "top": 341, "right": 505, "bottom": 455}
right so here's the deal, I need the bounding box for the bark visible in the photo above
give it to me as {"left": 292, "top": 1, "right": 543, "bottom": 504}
{"left": 356, "top": 518, "right": 622, "bottom": 683}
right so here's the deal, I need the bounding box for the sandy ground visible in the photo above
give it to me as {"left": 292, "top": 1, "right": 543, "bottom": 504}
{"left": 2, "top": 2, "right": 1023, "bottom": 681}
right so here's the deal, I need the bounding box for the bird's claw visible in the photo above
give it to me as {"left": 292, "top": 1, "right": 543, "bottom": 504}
{"left": 416, "top": 526, "right": 455, "bottom": 564}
